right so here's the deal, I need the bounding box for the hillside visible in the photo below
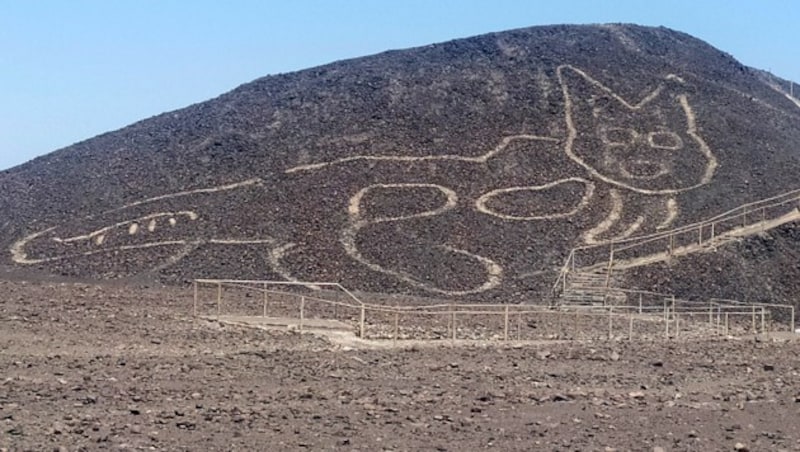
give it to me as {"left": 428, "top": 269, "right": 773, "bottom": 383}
{"left": 2, "top": 24, "right": 799, "bottom": 302}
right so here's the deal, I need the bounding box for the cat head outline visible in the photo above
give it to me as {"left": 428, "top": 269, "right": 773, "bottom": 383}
{"left": 558, "top": 65, "right": 718, "bottom": 195}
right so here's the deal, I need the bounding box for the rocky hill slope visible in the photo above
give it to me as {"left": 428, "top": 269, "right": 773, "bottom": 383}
{"left": 2, "top": 24, "right": 799, "bottom": 302}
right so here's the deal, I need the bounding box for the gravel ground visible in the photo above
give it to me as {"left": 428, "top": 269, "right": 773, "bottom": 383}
{"left": 2, "top": 279, "right": 800, "bottom": 451}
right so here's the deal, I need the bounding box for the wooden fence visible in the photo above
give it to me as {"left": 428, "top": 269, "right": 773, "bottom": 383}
{"left": 553, "top": 188, "right": 800, "bottom": 295}
{"left": 192, "top": 279, "right": 796, "bottom": 342}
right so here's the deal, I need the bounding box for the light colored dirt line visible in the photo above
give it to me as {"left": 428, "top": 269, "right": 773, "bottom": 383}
{"left": 584, "top": 208, "right": 800, "bottom": 272}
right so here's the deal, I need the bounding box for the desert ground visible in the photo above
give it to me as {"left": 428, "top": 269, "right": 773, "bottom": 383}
{"left": 1, "top": 278, "right": 800, "bottom": 451}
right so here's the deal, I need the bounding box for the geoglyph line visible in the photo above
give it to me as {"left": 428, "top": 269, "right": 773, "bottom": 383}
{"left": 342, "top": 183, "right": 503, "bottom": 295}
{"left": 54, "top": 211, "right": 198, "bottom": 244}
{"left": 347, "top": 183, "right": 458, "bottom": 221}
{"left": 475, "top": 178, "right": 595, "bottom": 221}
{"left": 10, "top": 65, "right": 724, "bottom": 297}
{"left": 103, "top": 178, "right": 265, "bottom": 214}
{"left": 582, "top": 189, "right": 623, "bottom": 245}
{"left": 286, "top": 135, "right": 560, "bottom": 174}
{"left": 657, "top": 198, "right": 679, "bottom": 230}
{"left": 559, "top": 64, "right": 718, "bottom": 195}
{"left": 12, "top": 240, "right": 192, "bottom": 265}
{"left": 268, "top": 243, "right": 323, "bottom": 291}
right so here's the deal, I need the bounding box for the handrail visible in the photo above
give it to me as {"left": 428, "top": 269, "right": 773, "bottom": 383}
{"left": 551, "top": 187, "right": 800, "bottom": 296}
{"left": 193, "top": 278, "right": 797, "bottom": 338}
{"left": 195, "top": 278, "right": 366, "bottom": 307}
{"left": 570, "top": 187, "right": 800, "bottom": 253}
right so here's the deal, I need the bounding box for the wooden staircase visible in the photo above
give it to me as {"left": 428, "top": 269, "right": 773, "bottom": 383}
{"left": 558, "top": 268, "right": 626, "bottom": 306}
{"left": 552, "top": 188, "right": 800, "bottom": 307}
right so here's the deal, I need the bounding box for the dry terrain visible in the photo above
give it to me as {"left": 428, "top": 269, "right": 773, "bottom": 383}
{"left": 2, "top": 279, "right": 799, "bottom": 451}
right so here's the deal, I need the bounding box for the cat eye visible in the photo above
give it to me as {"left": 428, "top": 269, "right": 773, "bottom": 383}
{"left": 600, "top": 127, "right": 637, "bottom": 146}
{"left": 647, "top": 131, "right": 683, "bottom": 150}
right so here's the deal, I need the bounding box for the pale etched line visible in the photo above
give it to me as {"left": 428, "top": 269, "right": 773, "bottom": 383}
{"left": 54, "top": 211, "right": 198, "bottom": 244}
{"left": 559, "top": 64, "right": 717, "bottom": 195}
{"left": 609, "top": 216, "right": 645, "bottom": 242}
{"left": 617, "top": 160, "right": 670, "bottom": 181}
{"left": 657, "top": 198, "right": 679, "bottom": 230}
{"left": 348, "top": 183, "right": 458, "bottom": 221}
{"left": 342, "top": 183, "right": 503, "bottom": 295}
{"left": 761, "top": 78, "right": 800, "bottom": 109}
{"left": 268, "top": 243, "right": 322, "bottom": 291}
{"left": 341, "top": 224, "right": 503, "bottom": 296}
{"left": 665, "top": 74, "right": 686, "bottom": 83}
{"left": 582, "top": 189, "right": 623, "bottom": 245}
{"left": 208, "top": 238, "right": 277, "bottom": 245}
{"left": 104, "top": 178, "right": 264, "bottom": 213}
{"left": 12, "top": 240, "right": 190, "bottom": 265}
{"left": 150, "top": 243, "right": 201, "bottom": 273}
{"left": 10, "top": 227, "right": 56, "bottom": 264}
{"left": 285, "top": 135, "right": 560, "bottom": 174}
{"left": 679, "top": 95, "right": 718, "bottom": 186}
{"left": 561, "top": 64, "right": 665, "bottom": 110}
{"left": 475, "top": 177, "right": 595, "bottom": 221}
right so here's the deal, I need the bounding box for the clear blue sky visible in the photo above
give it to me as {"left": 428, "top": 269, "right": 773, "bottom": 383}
{"left": 2, "top": 0, "right": 798, "bottom": 170}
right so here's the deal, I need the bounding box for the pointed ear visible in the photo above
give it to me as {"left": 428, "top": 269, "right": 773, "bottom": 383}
{"left": 558, "top": 65, "right": 666, "bottom": 119}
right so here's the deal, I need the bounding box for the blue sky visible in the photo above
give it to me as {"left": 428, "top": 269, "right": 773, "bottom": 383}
{"left": 2, "top": 0, "right": 799, "bottom": 170}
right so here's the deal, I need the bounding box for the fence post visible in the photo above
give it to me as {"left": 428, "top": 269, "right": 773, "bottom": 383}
{"left": 669, "top": 233, "right": 674, "bottom": 255}
{"left": 451, "top": 310, "right": 457, "bottom": 342}
{"left": 710, "top": 222, "right": 715, "bottom": 241}
{"left": 394, "top": 307, "right": 399, "bottom": 345}
{"left": 675, "top": 313, "right": 680, "bottom": 338}
{"left": 628, "top": 309, "right": 634, "bottom": 341}
{"left": 193, "top": 280, "right": 198, "bottom": 318}
{"left": 216, "top": 282, "right": 222, "bottom": 317}
{"left": 262, "top": 282, "right": 268, "bottom": 317}
{"left": 446, "top": 304, "right": 452, "bottom": 339}
{"left": 299, "top": 296, "right": 305, "bottom": 333}
{"left": 607, "top": 306, "right": 613, "bottom": 340}
{"left": 724, "top": 312, "right": 729, "bottom": 335}
{"left": 664, "top": 300, "right": 669, "bottom": 339}
{"left": 574, "top": 308, "right": 579, "bottom": 338}
{"left": 698, "top": 225, "right": 702, "bottom": 245}
{"left": 360, "top": 305, "right": 366, "bottom": 338}
{"left": 504, "top": 305, "right": 509, "bottom": 341}
{"left": 639, "top": 293, "right": 643, "bottom": 314}
{"left": 751, "top": 305, "right": 756, "bottom": 333}
{"left": 791, "top": 306, "right": 796, "bottom": 333}
{"left": 760, "top": 307, "right": 765, "bottom": 333}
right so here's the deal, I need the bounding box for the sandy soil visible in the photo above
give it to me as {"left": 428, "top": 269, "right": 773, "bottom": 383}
{"left": 1, "top": 279, "right": 799, "bottom": 451}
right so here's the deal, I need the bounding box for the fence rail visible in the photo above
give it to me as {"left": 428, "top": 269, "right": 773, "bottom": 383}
{"left": 192, "top": 279, "right": 796, "bottom": 343}
{"left": 552, "top": 188, "right": 800, "bottom": 303}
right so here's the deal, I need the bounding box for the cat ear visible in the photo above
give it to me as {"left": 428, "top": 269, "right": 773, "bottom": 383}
{"left": 557, "top": 65, "right": 667, "bottom": 119}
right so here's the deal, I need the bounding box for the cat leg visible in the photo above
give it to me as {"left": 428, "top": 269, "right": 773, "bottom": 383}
{"left": 341, "top": 183, "right": 503, "bottom": 296}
